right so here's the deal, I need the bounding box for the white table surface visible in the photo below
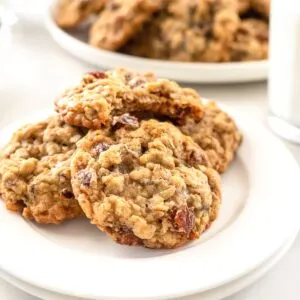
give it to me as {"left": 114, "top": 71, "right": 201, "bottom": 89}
{"left": 1, "top": 19, "right": 300, "bottom": 300}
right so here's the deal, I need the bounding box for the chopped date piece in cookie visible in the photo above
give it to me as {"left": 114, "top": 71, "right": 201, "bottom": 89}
{"left": 55, "top": 0, "right": 106, "bottom": 29}
{"left": 55, "top": 68, "right": 204, "bottom": 129}
{"left": 89, "top": 0, "right": 163, "bottom": 50}
{"left": 71, "top": 119, "right": 220, "bottom": 249}
{"left": 180, "top": 101, "right": 242, "bottom": 173}
{"left": 0, "top": 116, "right": 84, "bottom": 224}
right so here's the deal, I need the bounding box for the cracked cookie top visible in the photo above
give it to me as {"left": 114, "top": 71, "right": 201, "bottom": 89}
{"left": 55, "top": 69, "right": 204, "bottom": 129}
{"left": 71, "top": 117, "right": 221, "bottom": 249}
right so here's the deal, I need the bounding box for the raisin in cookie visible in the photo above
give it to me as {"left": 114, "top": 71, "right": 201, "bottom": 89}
{"left": 123, "top": 0, "right": 240, "bottom": 62}
{"left": 180, "top": 102, "right": 242, "bottom": 173}
{"left": 55, "top": 0, "right": 106, "bottom": 29}
{"left": 71, "top": 117, "right": 221, "bottom": 249}
{"left": 89, "top": 0, "right": 162, "bottom": 50}
{"left": 0, "top": 116, "right": 85, "bottom": 224}
{"left": 228, "top": 18, "right": 268, "bottom": 61}
{"left": 55, "top": 69, "right": 204, "bottom": 129}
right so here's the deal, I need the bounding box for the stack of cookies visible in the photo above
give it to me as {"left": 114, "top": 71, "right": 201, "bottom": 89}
{"left": 0, "top": 68, "right": 242, "bottom": 249}
{"left": 55, "top": 0, "right": 269, "bottom": 62}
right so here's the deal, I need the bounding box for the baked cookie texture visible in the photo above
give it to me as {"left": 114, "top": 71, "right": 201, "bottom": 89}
{"left": 71, "top": 117, "right": 221, "bottom": 249}
{"left": 55, "top": 0, "right": 106, "bottom": 29}
{"left": 55, "top": 68, "right": 241, "bottom": 173}
{"left": 0, "top": 66, "right": 243, "bottom": 249}
{"left": 89, "top": 0, "right": 162, "bottom": 50}
{"left": 0, "top": 116, "right": 85, "bottom": 224}
{"left": 180, "top": 102, "right": 242, "bottom": 173}
{"left": 228, "top": 18, "right": 268, "bottom": 61}
{"left": 123, "top": 0, "right": 240, "bottom": 62}
{"left": 237, "top": 0, "right": 251, "bottom": 15}
{"left": 250, "top": 0, "right": 270, "bottom": 18}
{"left": 55, "top": 69, "right": 204, "bottom": 129}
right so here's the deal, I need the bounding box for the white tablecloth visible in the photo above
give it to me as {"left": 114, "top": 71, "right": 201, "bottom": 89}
{"left": 0, "top": 21, "right": 300, "bottom": 300}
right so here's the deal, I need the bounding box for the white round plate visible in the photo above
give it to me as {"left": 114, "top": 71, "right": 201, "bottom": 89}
{"left": 45, "top": 2, "right": 268, "bottom": 84}
{"left": 0, "top": 230, "right": 298, "bottom": 300}
{"left": 0, "top": 108, "right": 299, "bottom": 300}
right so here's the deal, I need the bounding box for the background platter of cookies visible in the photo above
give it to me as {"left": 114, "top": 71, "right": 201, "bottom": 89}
{"left": 55, "top": 0, "right": 270, "bottom": 63}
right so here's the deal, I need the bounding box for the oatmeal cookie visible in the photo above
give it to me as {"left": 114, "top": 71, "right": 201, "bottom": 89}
{"left": 228, "top": 18, "right": 268, "bottom": 61}
{"left": 180, "top": 102, "right": 242, "bottom": 173}
{"left": 123, "top": 0, "right": 240, "bottom": 62}
{"left": 0, "top": 116, "right": 85, "bottom": 224}
{"left": 251, "top": 0, "right": 270, "bottom": 18}
{"left": 237, "top": 0, "right": 251, "bottom": 15}
{"left": 55, "top": 69, "right": 204, "bottom": 129}
{"left": 71, "top": 117, "right": 221, "bottom": 249}
{"left": 55, "top": 0, "right": 106, "bottom": 29}
{"left": 197, "top": 39, "right": 230, "bottom": 63}
{"left": 89, "top": 0, "right": 162, "bottom": 50}
{"left": 123, "top": 16, "right": 208, "bottom": 61}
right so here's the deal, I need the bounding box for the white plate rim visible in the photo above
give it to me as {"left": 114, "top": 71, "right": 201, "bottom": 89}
{"left": 0, "top": 229, "right": 298, "bottom": 300}
{"left": 0, "top": 107, "right": 299, "bottom": 300}
{"left": 44, "top": 2, "right": 268, "bottom": 84}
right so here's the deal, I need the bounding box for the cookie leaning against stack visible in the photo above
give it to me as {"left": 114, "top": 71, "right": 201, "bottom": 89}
{"left": 0, "top": 68, "right": 242, "bottom": 249}
{"left": 0, "top": 116, "right": 85, "bottom": 224}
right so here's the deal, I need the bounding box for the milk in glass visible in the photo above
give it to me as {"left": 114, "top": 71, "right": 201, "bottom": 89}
{"left": 268, "top": 0, "right": 300, "bottom": 143}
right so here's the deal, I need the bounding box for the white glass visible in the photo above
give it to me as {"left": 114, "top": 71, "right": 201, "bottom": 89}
{"left": 268, "top": 0, "right": 300, "bottom": 143}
